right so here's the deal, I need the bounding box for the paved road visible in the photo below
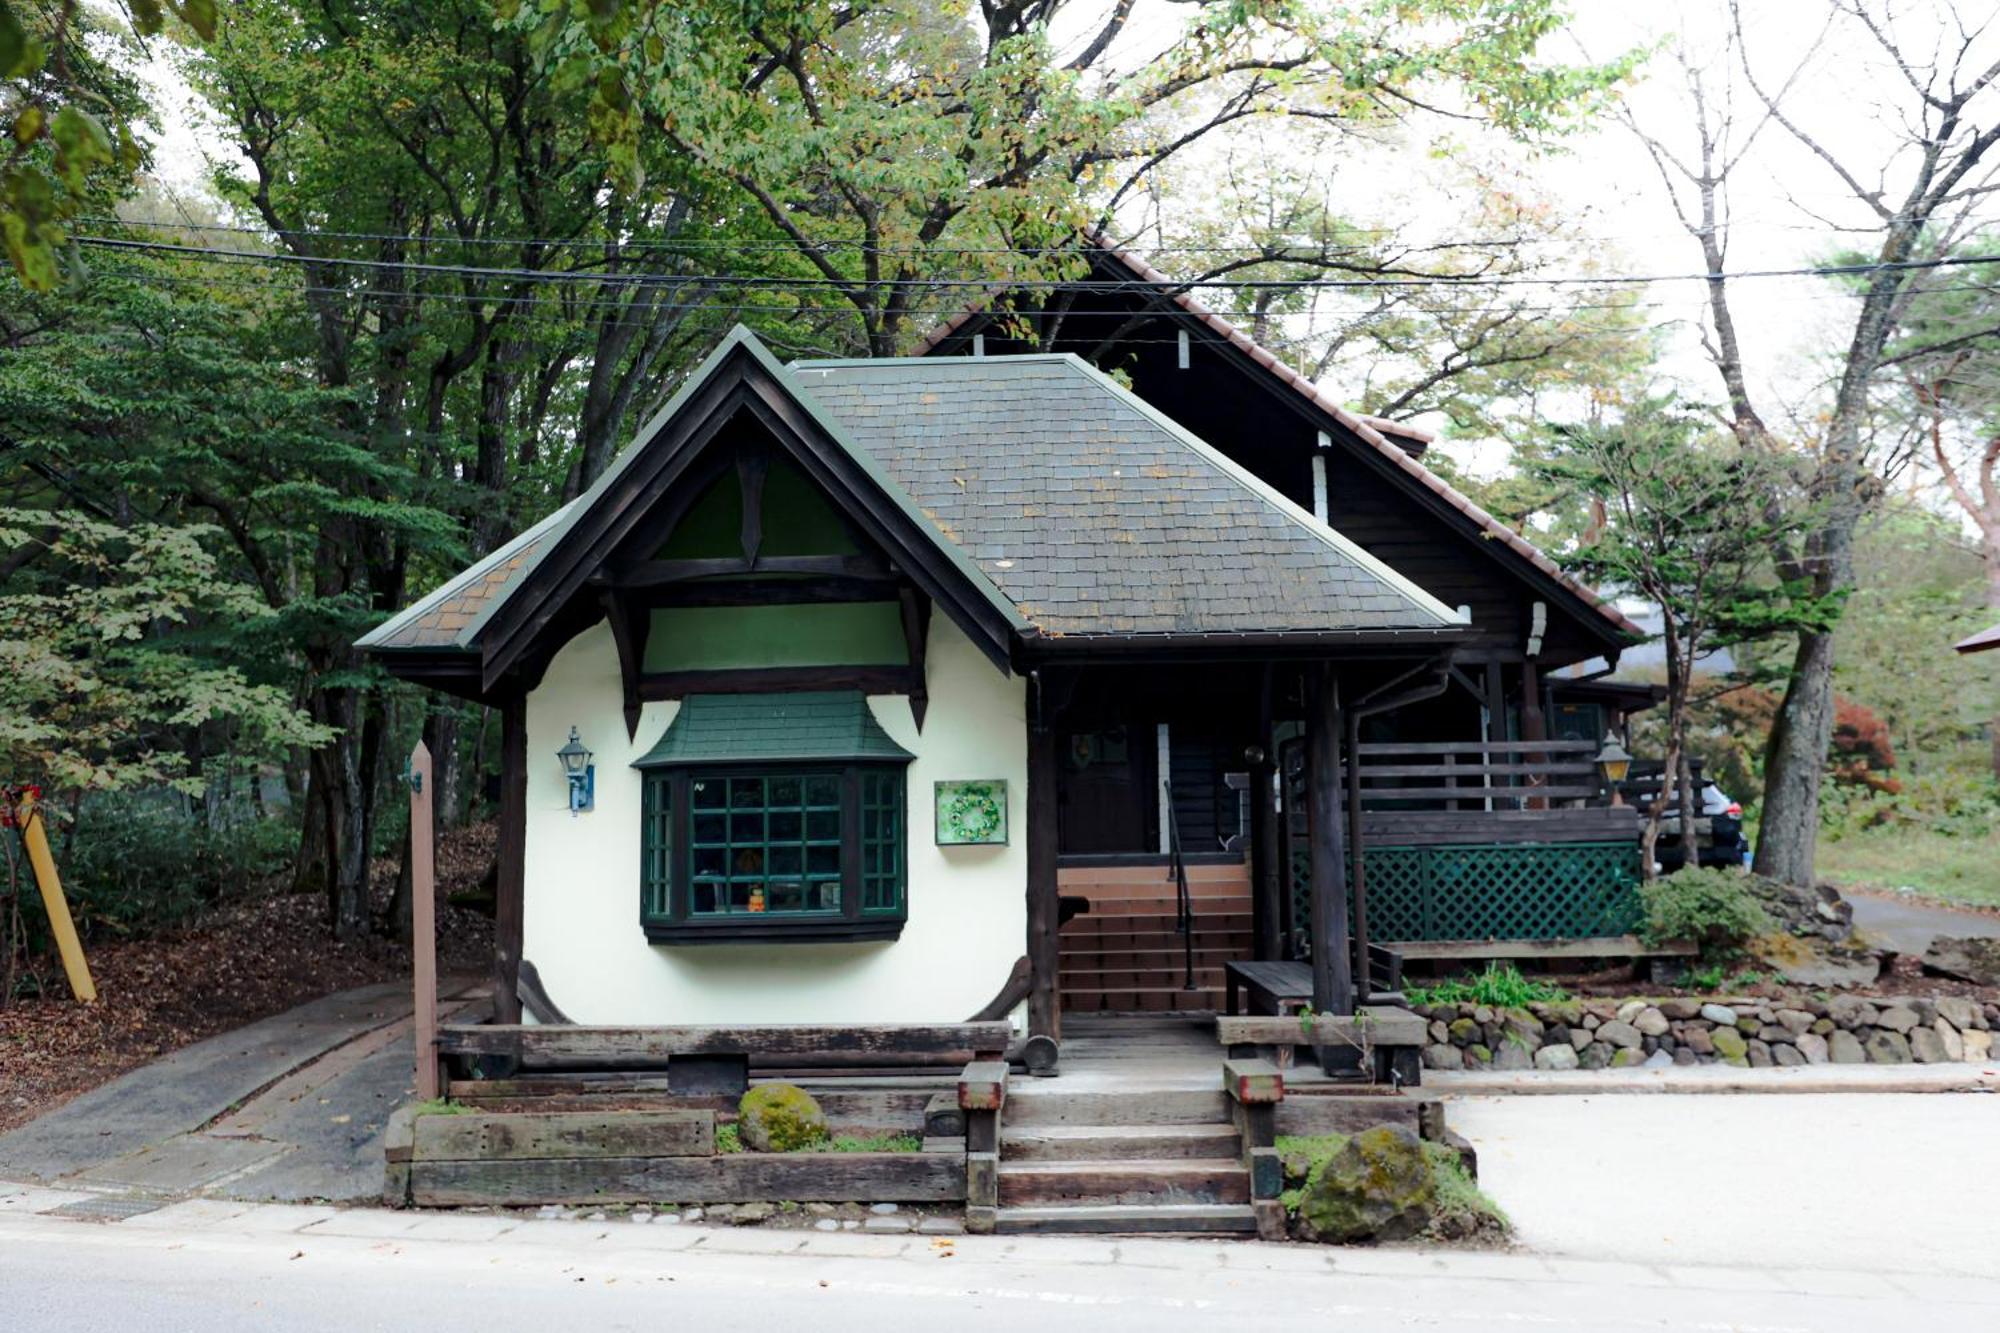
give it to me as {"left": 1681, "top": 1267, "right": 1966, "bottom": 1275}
{"left": 1844, "top": 889, "right": 2000, "bottom": 955}
{"left": 1450, "top": 1092, "right": 2000, "bottom": 1276}
{"left": 4, "top": 1194, "right": 1993, "bottom": 1331}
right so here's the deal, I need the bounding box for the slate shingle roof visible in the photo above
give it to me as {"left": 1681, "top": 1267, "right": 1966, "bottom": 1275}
{"left": 359, "top": 331, "right": 1460, "bottom": 657}
{"left": 791, "top": 355, "right": 1456, "bottom": 637}
{"left": 632, "top": 691, "right": 914, "bottom": 767}
{"left": 913, "top": 234, "right": 1641, "bottom": 639}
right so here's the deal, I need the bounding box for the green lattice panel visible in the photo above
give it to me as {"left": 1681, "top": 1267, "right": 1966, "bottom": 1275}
{"left": 1283, "top": 837, "right": 1641, "bottom": 945}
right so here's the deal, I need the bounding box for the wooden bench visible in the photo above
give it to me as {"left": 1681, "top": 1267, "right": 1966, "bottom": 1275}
{"left": 1216, "top": 1006, "right": 1428, "bottom": 1087}
{"left": 436, "top": 1022, "right": 1014, "bottom": 1095}
{"left": 1223, "top": 951, "right": 1404, "bottom": 1017}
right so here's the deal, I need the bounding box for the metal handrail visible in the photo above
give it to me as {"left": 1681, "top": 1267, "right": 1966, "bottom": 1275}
{"left": 1162, "top": 782, "right": 1195, "bottom": 991}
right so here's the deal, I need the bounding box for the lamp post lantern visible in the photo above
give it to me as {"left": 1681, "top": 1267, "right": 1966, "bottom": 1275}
{"left": 558, "top": 727, "right": 595, "bottom": 814}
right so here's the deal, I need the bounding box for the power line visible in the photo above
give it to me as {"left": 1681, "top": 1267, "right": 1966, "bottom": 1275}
{"left": 72, "top": 232, "right": 2000, "bottom": 294}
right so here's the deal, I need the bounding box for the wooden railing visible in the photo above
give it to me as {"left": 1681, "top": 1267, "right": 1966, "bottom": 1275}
{"left": 1347, "top": 738, "right": 1606, "bottom": 811}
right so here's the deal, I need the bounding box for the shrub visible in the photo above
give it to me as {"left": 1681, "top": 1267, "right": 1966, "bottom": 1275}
{"left": 37, "top": 790, "right": 293, "bottom": 942}
{"left": 737, "top": 1083, "right": 828, "bottom": 1152}
{"left": 1638, "top": 867, "right": 1773, "bottom": 958}
{"left": 1404, "top": 962, "right": 1568, "bottom": 1008}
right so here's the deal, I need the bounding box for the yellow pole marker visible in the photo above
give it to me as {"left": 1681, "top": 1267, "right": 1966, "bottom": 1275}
{"left": 19, "top": 794, "right": 96, "bottom": 1004}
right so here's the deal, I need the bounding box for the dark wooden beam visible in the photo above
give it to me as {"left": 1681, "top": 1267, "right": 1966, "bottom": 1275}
{"left": 632, "top": 576, "right": 903, "bottom": 608}
{"left": 1520, "top": 657, "right": 1548, "bottom": 811}
{"left": 600, "top": 590, "right": 647, "bottom": 740}
{"left": 437, "top": 1022, "right": 1014, "bottom": 1062}
{"left": 1304, "top": 664, "right": 1354, "bottom": 1018}
{"left": 1248, "top": 664, "right": 1282, "bottom": 963}
{"left": 1345, "top": 706, "right": 1370, "bottom": 998}
{"left": 494, "top": 695, "right": 528, "bottom": 1026}
{"left": 1026, "top": 701, "right": 1062, "bottom": 1043}
{"left": 618, "top": 554, "right": 891, "bottom": 587}
{"left": 637, "top": 664, "right": 920, "bottom": 700}
{"left": 899, "top": 585, "right": 932, "bottom": 731}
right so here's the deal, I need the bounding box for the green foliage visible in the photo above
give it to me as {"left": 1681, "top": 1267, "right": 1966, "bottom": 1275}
{"left": 1276, "top": 1132, "right": 1348, "bottom": 1212}
{"left": 1637, "top": 868, "right": 1773, "bottom": 958}
{"left": 0, "top": 509, "right": 332, "bottom": 796}
{"left": 48, "top": 790, "right": 293, "bottom": 937}
{"left": 715, "top": 1122, "right": 743, "bottom": 1154}
{"left": 1, "top": 0, "right": 215, "bottom": 289}
{"left": 824, "top": 1132, "right": 922, "bottom": 1154}
{"left": 1404, "top": 962, "right": 1568, "bottom": 1008}
{"left": 410, "top": 1098, "right": 471, "bottom": 1118}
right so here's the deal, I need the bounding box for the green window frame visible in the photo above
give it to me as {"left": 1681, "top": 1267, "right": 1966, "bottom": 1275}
{"left": 640, "top": 762, "right": 909, "bottom": 943}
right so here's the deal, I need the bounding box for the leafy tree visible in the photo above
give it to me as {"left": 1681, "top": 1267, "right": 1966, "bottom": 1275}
{"left": 526, "top": 0, "right": 1638, "bottom": 355}
{"left": 1, "top": 0, "right": 212, "bottom": 288}
{"left": 1532, "top": 399, "right": 1837, "bottom": 875}
{"left": 0, "top": 508, "right": 330, "bottom": 794}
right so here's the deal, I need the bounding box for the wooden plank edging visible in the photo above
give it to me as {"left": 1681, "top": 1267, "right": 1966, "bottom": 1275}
{"left": 409, "top": 1151, "right": 965, "bottom": 1207}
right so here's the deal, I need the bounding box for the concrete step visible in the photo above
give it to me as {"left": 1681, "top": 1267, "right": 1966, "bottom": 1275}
{"left": 1003, "top": 1088, "right": 1231, "bottom": 1128}
{"left": 998, "top": 1159, "right": 1250, "bottom": 1208}
{"left": 1001, "top": 1123, "right": 1241, "bottom": 1162}
{"left": 993, "top": 1203, "right": 1258, "bottom": 1235}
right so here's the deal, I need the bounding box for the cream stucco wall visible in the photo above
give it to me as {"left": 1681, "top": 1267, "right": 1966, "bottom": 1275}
{"left": 521, "top": 614, "right": 1028, "bottom": 1026}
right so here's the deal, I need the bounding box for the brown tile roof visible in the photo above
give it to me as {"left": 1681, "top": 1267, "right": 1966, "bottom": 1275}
{"left": 359, "top": 516, "right": 562, "bottom": 652}
{"left": 1956, "top": 620, "right": 2000, "bottom": 654}
{"left": 912, "top": 234, "right": 1642, "bottom": 640}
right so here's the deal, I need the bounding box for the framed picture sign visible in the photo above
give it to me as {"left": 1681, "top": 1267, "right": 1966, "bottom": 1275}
{"left": 934, "top": 779, "right": 1008, "bottom": 846}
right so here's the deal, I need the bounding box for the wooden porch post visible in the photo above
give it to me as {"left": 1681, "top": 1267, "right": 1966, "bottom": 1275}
{"left": 1026, "top": 707, "right": 1062, "bottom": 1044}
{"left": 1248, "top": 664, "right": 1283, "bottom": 963}
{"left": 1305, "top": 664, "right": 1355, "bottom": 1017}
{"left": 1521, "top": 659, "right": 1548, "bottom": 811}
{"left": 1345, "top": 708, "right": 1370, "bottom": 1001}
{"left": 493, "top": 695, "right": 527, "bottom": 1025}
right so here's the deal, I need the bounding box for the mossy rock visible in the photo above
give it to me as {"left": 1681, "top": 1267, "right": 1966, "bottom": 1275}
{"left": 1293, "top": 1124, "right": 1435, "bottom": 1244}
{"left": 737, "top": 1083, "right": 828, "bottom": 1152}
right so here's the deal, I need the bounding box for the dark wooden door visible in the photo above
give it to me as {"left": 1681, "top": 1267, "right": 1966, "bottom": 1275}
{"left": 1057, "top": 725, "right": 1156, "bottom": 854}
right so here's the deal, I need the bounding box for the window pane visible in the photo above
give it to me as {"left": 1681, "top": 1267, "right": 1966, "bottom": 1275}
{"left": 674, "top": 768, "right": 853, "bottom": 918}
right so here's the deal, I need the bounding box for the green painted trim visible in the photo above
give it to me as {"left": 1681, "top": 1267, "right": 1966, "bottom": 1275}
{"left": 643, "top": 602, "right": 909, "bottom": 673}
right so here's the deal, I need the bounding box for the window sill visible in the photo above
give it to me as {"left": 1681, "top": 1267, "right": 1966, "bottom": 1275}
{"left": 642, "top": 917, "right": 906, "bottom": 945}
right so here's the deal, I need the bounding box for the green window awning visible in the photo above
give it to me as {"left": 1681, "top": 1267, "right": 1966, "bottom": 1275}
{"left": 632, "top": 691, "right": 914, "bottom": 768}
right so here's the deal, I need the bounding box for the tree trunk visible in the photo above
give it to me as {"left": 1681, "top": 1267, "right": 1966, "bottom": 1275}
{"left": 1753, "top": 625, "right": 1839, "bottom": 886}
{"left": 1676, "top": 752, "right": 1699, "bottom": 869}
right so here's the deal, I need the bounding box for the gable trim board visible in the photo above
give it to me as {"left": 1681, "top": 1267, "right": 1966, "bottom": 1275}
{"left": 360, "top": 328, "right": 1469, "bottom": 698}
{"left": 912, "top": 233, "right": 1642, "bottom": 649}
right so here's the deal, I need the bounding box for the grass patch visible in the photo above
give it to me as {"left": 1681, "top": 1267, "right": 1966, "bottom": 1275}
{"left": 409, "top": 1098, "right": 471, "bottom": 1118}
{"left": 1404, "top": 962, "right": 1568, "bottom": 1008}
{"left": 713, "top": 1122, "right": 921, "bottom": 1154}
{"left": 1819, "top": 825, "right": 2000, "bottom": 910}
{"left": 1421, "top": 1140, "right": 1509, "bottom": 1236}
{"left": 1274, "top": 1132, "right": 1347, "bottom": 1212}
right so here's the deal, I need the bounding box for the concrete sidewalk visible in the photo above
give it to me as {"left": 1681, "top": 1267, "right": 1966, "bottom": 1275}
{"left": 0, "top": 977, "right": 480, "bottom": 1203}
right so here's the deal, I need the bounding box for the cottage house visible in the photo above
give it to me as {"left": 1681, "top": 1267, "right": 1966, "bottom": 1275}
{"left": 362, "top": 241, "right": 1646, "bottom": 1053}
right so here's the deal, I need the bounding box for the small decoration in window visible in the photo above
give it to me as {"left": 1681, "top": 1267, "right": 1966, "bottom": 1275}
{"left": 935, "top": 779, "right": 1007, "bottom": 846}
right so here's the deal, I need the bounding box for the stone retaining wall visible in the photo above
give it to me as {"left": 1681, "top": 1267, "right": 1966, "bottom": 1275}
{"left": 1416, "top": 994, "right": 1995, "bottom": 1071}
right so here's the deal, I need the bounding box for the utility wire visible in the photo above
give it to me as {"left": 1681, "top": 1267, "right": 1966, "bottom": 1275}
{"left": 70, "top": 232, "right": 2000, "bottom": 293}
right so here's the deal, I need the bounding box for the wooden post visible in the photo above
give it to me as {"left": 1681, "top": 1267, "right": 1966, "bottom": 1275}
{"left": 1025, "top": 719, "right": 1062, "bottom": 1044}
{"left": 494, "top": 696, "right": 527, "bottom": 1025}
{"left": 1248, "top": 665, "right": 1283, "bottom": 963}
{"left": 410, "top": 741, "right": 439, "bottom": 1102}
{"left": 1345, "top": 707, "right": 1370, "bottom": 1000}
{"left": 1521, "top": 658, "right": 1548, "bottom": 811}
{"left": 1305, "top": 665, "right": 1354, "bottom": 1018}
{"left": 17, "top": 795, "right": 94, "bottom": 1003}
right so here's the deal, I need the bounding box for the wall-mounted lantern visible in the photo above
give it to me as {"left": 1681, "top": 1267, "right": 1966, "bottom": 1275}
{"left": 557, "top": 727, "right": 595, "bottom": 814}
{"left": 1595, "top": 737, "right": 1631, "bottom": 806}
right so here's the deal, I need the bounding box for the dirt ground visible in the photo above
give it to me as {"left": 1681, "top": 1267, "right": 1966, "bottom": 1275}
{"left": 0, "top": 824, "right": 495, "bottom": 1135}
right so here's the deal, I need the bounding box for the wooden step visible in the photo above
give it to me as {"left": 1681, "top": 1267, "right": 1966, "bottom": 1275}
{"left": 1060, "top": 930, "right": 1251, "bottom": 953}
{"left": 1060, "top": 987, "right": 1226, "bottom": 1013}
{"left": 1003, "top": 1088, "right": 1231, "bottom": 1128}
{"left": 998, "top": 1159, "right": 1249, "bottom": 1208}
{"left": 1065, "top": 898, "right": 1252, "bottom": 918}
{"left": 1059, "top": 965, "right": 1230, "bottom": 986}
{"left": 993, "top": 1203, "right": 1257, "bottom": 1235}
{"left": 1002, "top": 1124, "right": 1241, "bottom": 1162}
{"left": 1059, "top": 946, "right": 1243, "bottom": 967}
